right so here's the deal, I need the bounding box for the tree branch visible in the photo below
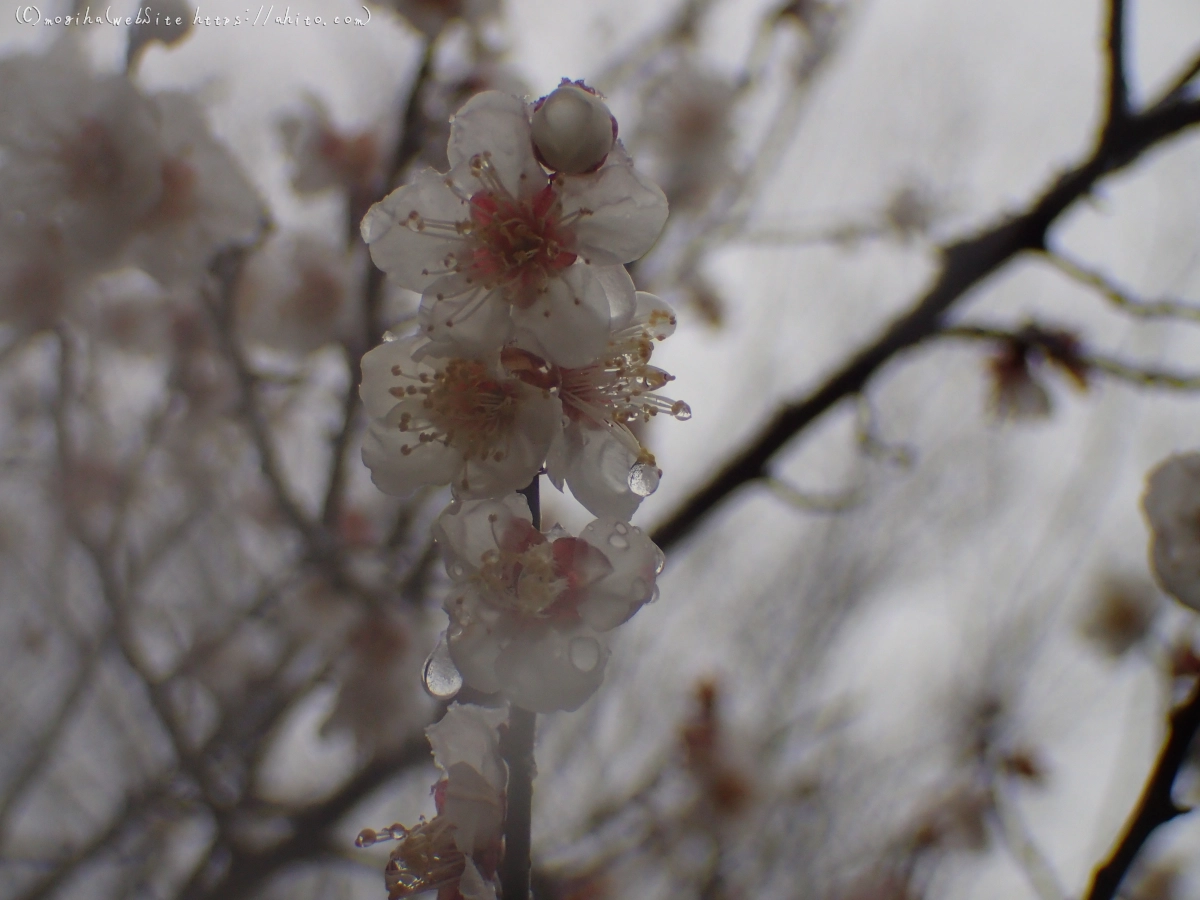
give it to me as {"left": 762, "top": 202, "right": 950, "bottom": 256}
{"left": 650, "top": 94, "right": 1200, "bottom": 553}
{"left": 1103, "top": 0, "right": 1130, "bottom": 134}
{"left": 1083, "top": 679, "right": 1200, "bottom": 900}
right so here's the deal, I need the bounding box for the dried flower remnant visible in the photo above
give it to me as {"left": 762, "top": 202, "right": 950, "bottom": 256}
{"left": 359, "top": 334, "right": 561, "bottom": 499}
{"left": 1078, "top": 576, "right": 1162, "bottom": 658}
{"left": 358, "top": 703, "right": 507, "bottom": 900}
{"left": 680, "top": 679, "right": 751, "bottom": 815}
{"left": 360, "top": 90, "right": 667, "bottom": 367}
{"left": 986, "top": 325, "right": 1089, "bottom": 421}
{"left": 433, "top": 495, "right": 663, "bottom": 711}
{"left": 1143, "top": 453, "right": 1200, "bottom": 611}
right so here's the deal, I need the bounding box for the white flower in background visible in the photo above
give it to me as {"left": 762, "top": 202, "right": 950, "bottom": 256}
{"left": 360, "top": 90, "right": 668, "bottom": 367}
{"left": 545, "top": 291, "right": 690, "bottom": 520}
{"left": 384, "top": 0, "right": 501, "bottom": 39}
{"left": 1144, "top": 453, "right": 1200, "bottom": 611}
{"left": 359, "top": 703, "right": 507, "bottom": 900}
{"left": 433, "top": 494, "right": 664, "bottom": 711}
{"left": 637, "top": 58, "right": 738, "bottom": 210}
{"left": 278, "top": 93, "right": 381, "bottom": 195}
{"left": 125, "top": 92, "right": 268, "bottom": 287}
{"left": 0, "top": 38, "right": 163, "bottom": 298}
{"left": 235, "top": 231, "right": 358, "bottom": 355}
{"left": 359, "top": 334, "right": 560, "bottom": 498}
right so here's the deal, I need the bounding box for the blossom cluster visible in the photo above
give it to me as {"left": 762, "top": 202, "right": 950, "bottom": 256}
{"left": 358, "top": 80, "right": 684, "bottom": 708}
{"left": 355, "top": 80, "right": 683, "bottom": 898}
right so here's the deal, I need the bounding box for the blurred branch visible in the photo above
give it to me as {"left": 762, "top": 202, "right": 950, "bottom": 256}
{"left": 1041, "top": 250, "right": 1200, "bottom": 322}
{"left": 1083, "top": 678, "right": 1200, "bottom": 900}
{"left": 651, "top": 84, "right": 1200, "bottom": 552}
{"left": 991, "top": 783, "right": 1065, "bottom": 900}
{"left": 182, "top": 735, "right": 432, "bottom": 900}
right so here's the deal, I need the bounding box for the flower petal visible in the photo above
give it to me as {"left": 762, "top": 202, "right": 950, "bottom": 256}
{"left": 361, "top": 168, "right": 470, "bottom": 292}
{"left": 358, "top": 334, "right": 429, "bottom": 419}
{"left": 419, "top": 277, "right": 515, "bottom": 358}
{"left": 448, "top": 91, "right": 545, "bottom": 198}
{"left": 361, "top": 405, "right": 461, "bottom": 496}
{"left": 511, "top": 266, "right": 609, "bottom": 368}
{"left": 578, "top": 518, "right": 662, "bottom": 630}
{"left": 564, "top": 424, "right": 642, "bottom": 522}
{"left": 494, "top": 626, "right": 609, "bottom": 712}
{"left": 561, "top": 147, "right": 669, "bottom": 265}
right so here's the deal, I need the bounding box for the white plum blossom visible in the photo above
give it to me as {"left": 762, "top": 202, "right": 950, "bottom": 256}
{"left": 545, "top": 291, "right": 691, "bottom": 520}
{"left": 360, "top": 90, "right": 668, "bottom": 367}
{"left": 433, "top": 495, "right": 664, "bottom": 712}
{"left": 125, "top": 92, "right": 268, "bottom": 287}
{"left": 235, "top": 231, "right": 358, "bottom": 355}
{"left": 359, "top": 334, "right": 560, "bottom": 499}
{"left": 278, "top": 93, "right": 380, "bottom": 195}
{"left": 0, "top": 38, "right": 163, "bottom": 328}
{"left": 1143, "top": 453, "right": 1200, "bottom": 611}
{"left": 360, "top": 703, "right": 507, "bottom": 900}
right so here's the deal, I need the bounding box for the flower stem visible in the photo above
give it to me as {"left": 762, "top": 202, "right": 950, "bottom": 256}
{"left": 500, "top": 476, "right": 541, "bottom": 900}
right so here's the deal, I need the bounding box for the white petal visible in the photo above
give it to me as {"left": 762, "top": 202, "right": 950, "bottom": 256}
{"left": 427, "top": 702, "right": 508, "bottom": 790}
{"left": 447, "top": 617, "right": 505, "bottom": 695}
{"left": 561, "top": 154, "right": 669, "bottom": 265}
{"left": 358, "top": 334, "right": 430, "bottom": 419}
{"left": 632, "top": 291, "right": 678, "bottom": 340}
{"left": 597, "top": 264, "right": 637, "bottom": 328}
{"left": 456, "top": 386, "right": 560, "bottom": 499}
{"left": 494, "top": 627, "right": 609, "bottom": 713}
{"left": 459, "top": 859, "right": 499, "bottom": 900}
{"left": 578, "top": 518, "right": 661, "bottom": 630}
{"left": 564, "top": 424, "right": 642, "bottom": 522}
{"left": 419, "top": 278, "right": 515, "bottom": 357}
{"left": 511, "top": 266, "right": 609, "bottom": 368}
{"left": 361, "top": 406, "right": 461, "bottom": 496}
{"left": 361, "top": 169, "right": 470, "bottom": 292}
{"left": 448, "top": 92, "right": 545, "bottom": 198}
{"left": 435, "top": 496, "right": 531, "bottom": 571}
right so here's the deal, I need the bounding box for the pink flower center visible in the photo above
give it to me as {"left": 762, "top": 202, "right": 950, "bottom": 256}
{"left": 466, "top": 184, "right": 577, "bottom": 308}
{"left": 389, "top": 358, "right": 520, "bottom": 462}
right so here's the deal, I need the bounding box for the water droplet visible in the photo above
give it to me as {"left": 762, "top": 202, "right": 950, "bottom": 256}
{"left": 614, "top": 522, "right": 628, "bottom": 535}
{"left": 355, "top": 828, "right": 378, "bottom": 848}
{"left": 608, "top": 533, "right": 628, "bottom": 550}
{"left": 628, "top": 462, "right": 661, "bottom": 497}
{"left": 422, "top": 635, "right": 463, "bottom": 700}
{"left": 672, "top": 402, "right": 693, "bottom": 421}
{"left": 568, "top": 636, "right": 601, "bottom": 672}
{"left": 381, "top": 330, "right": 397, "bottom": 343}
{"left": 449, "top": 562, "right": 465, "bottom": 578}
{"left": 653, "top": 547, "right": 666, "bottom": 575}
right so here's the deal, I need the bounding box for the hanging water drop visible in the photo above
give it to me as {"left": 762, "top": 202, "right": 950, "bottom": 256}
{"left": 628, "top": 461, "right": 661, "bottom": 497}
{"left": 653, "top": 546, "right": 666, "bottom": 575}
{"left": 422, "top": 634, "right": 463, "bottom": 700}
{"left": 568, "top": 636, "right": 601, "bottom": 672}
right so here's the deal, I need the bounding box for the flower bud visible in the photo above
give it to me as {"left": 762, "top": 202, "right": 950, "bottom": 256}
{"left": 531, "top": 82, "right": 616, "bottom": 175}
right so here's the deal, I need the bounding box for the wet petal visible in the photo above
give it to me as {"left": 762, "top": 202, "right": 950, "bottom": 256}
{"left": 564, "top": 424, "right": 642, "bottom": 522}
{"left": 511, "top": 266, "right": 609, "bottom": 368}
{"left": 361, "top": 168, "right": 470, "bottom": 292}
{"left": 448, "top": 91, "right": 545, "bottom": 198}
{"left": 561, "top": 150, "right": 669, "bottom": 265}
{"left": 494, "top": 626, "right": 609, "bottom": 712}
{"left": 361, "top": 406, "right": 461, "bottom": 496}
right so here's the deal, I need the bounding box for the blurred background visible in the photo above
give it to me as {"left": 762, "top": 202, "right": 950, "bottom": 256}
{"left": 2, "top": 0, "right": 1200, "bottom": 897}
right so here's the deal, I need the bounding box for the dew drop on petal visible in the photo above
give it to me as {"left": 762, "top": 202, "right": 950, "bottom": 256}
{"left": 568, "top": 636, "right": 601, "bottom": 673}
{"left": 382, "top": 330, "right": 397, "bottom": 343}
{"left": 608, "top": 533, "right": 628, "bottom": 550}
{"left": 653, "top": 546, "right": 666, "bottom": 575}
{"left": 614, "top": 522, "right": 628, "bottom": 535}
{"left": 628, "top": 462, "right": 661, "bottom": 497}
{"left": 422, "top": 635, "right": 463, "bottom": 700}
{"left": 355, "top": 828, "right": 378, "bottom": 848}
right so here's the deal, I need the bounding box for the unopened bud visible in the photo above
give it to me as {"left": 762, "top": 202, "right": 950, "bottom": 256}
{"left": 531, "top": 82, "right": 616, "bottom": 175}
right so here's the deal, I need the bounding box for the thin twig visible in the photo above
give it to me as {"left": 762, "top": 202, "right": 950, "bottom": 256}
{"left": 1042, "top": 251, "right": 1200, "bottom": 322}
{"left": 1103, "top": 0, "right": 1130, "bottom": 133}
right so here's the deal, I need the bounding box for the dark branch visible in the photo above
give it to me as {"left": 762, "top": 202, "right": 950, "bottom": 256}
{"left": 1103, "top": 0, "right": 1130, "bottom": 134}
{"left": 650, "top": 96, "right": 1200, "bottom": 553}
{"left": 1083, "top": 679, "right": 1200, "bottom": 900}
